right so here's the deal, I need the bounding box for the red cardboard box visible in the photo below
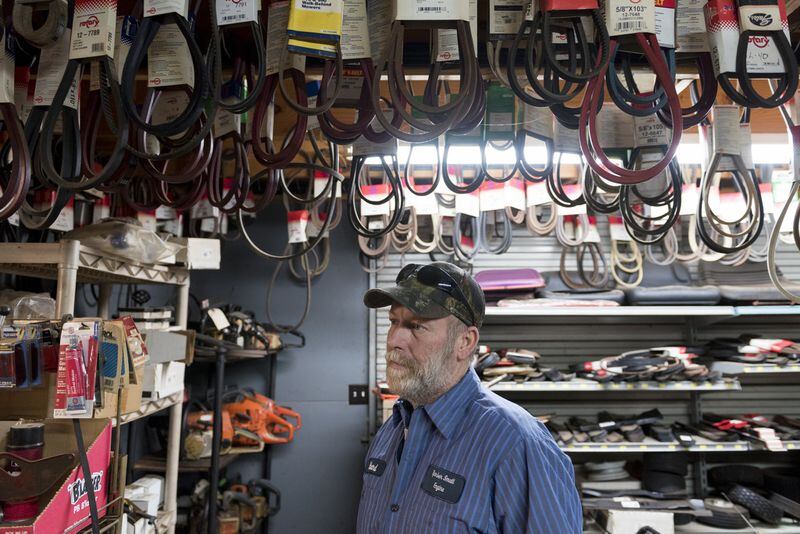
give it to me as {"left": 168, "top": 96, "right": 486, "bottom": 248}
{"left": 0, "top": 419, "right": 111, "bottom": 533}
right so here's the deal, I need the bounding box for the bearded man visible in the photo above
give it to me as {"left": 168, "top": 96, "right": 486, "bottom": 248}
{"left": 357, "top": 262, "right": 582, "bottom": 533}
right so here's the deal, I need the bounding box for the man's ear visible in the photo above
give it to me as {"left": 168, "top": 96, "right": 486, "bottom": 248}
{"left": 455, "top": 325, "right": 480, "bottom": 363}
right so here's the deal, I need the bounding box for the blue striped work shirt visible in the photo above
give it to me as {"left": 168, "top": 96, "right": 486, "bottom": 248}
{"left": 357, "top": 368, "right": 582, "bottom": 533}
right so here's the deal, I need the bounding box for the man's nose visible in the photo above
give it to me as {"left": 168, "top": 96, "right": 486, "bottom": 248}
{"left": 387, "top": 324, "right": 411, "bottom": 351}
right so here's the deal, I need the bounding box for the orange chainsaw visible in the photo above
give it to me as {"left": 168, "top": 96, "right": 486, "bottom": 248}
{"left": 222, "top": 390, "right": 301, "bottom": 447}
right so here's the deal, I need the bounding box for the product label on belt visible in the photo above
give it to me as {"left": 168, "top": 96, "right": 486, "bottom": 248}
{"left": 407, "top": 188, "right": 440, "bottom": 215}
{"left": 337, "top": 70, "right": 366, "bottom": 107}
{"left": 676, "top": 0, "right": 708, "bottom": 51}
{"left": 504, "top": 178, "right": 527, "bottom": 210}
{"left": 341, "top": 0, "right": 371, "bottom": 59}
{"left": 440, "top": 215, "right": 454, "bottom": 235}
{"left": 115, "top": 16, "right": 137, "bottom": 83}
{"left": 609, "top": 215, "right": 631, "bottom": 241}
{"left": 738, "top": 1, "right": 782, "bottom": 31}
{"left": 288, "top": 0, "right": 344, "bottom": 44}
{"left": 191, "top": 196, "right": 220, "bottom": 219}
{"left": 605, "top": 0, "right": 655, "bottom": 36}
{"left": 438, "top": 196, "right": 456, "bottom": 217}
{"left": 712, "top": 105, "right": 741, "bottom": 155}
{"left": 15, "top": 67, "right": 33, "bottom": 123}
{"left": 394, "top": 0, "right": 469, "bottom": 20}
{"left": 33, "top": 30, "right": 79, "bottom": 109}
{"left": 636, "top": 152, "right": 669, "bottom": 197}
{"left": 585, "top": 216, "right": 602, "bottom": 243}
{"left": 266, "top": 2, "right": 306, "bottom": 74}
{"left": 714, "top": 191, "right": 747, "bottom": 221}
{"left": 50, "top": 197, "right": 75, "bottom": 232}
{"left": 70, "top": 0, "right": 116, "bottom": 59}
{"left": 655, "top": 0, "right": 676, "bottom": 48}
{"left": 217, "top": 0, "right": 259, "bottom": 25}
{"left": 523, "top": 101, "right": 554, "bottom": 139}
{"left": 149, "top": 90, "right": 191, "bottom": 147}
{"left": 360, "top": 184, "right": 394, "bottom": 216}
{"left": 680, "top": 183, "right": 698, "bottom": 216}
{"left": 634, "top": 115, "right": 670, "bottom": 148}
{"left": 147, "top": 24, "right": 194, "bottom": 87}
{"left": 480, "top": 180, "right": 506, "bottom": 212}
{"left": 739, "top": 123, "right": 754, "bottom": 169}
{"left": 485, "top": 83, "right": 516, "bottom": 138}
{"left": 759, "top": 183, "right": 775, "bottom": 214}
{"left": 526, "top": 181, "right": 550, "bottom": 207}
{"left": 597, "top": 107, "right": 635, "bottom": 148}
{"left": 89, "top": 62, "right": 101, "bottom": 91}
{"left": 489, "top": 0, "right": 527, "bottom": 38}
{"left": 368, "top": 0, "right": 392, "bottom": 58}
{"left": 705, "top": 0, "right": 789, "bottom": 74}
{"left": 352, "top": 136, "right": 397, "bottom": 157}
{"left": 0, "top": 28, "right": 13, "bottom": 105}
{"left": 435, "top": 0, "right": 478, "bottom": 61}
{"left": 144, "top": 0, "right": 189, "bottom": 17}
{"left": 313, "top": 172, "right": 343, "bottom": 198}
{"left": 213, "top": 108, "right": 241, "bottom": 138}
{"left": 554, "top": 122, "right": 580, "bottom": 154}
{"left": 287, "top": 210, "right": 310, "bottom": 243}
{"left": 455, "top": 190, "right": 480, "bottom": 217}
{"left": 559, "top": 185, "right": 587, "bottom": 215}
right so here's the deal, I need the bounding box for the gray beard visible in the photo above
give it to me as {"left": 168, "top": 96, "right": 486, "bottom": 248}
{"left": 385, "top": 346, "right": 454, "bottom": 406}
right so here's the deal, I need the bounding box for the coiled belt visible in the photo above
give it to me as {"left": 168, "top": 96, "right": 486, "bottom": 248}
{"left": 580, "top": 36, "right": 683, "bottom": 185}
{"left": 347, "top": 155, "right": 404, "bottom": 238}
{"left": 318, "top": 60, "right": 374, "bottom": 144}
{"left": 370, "top": 20, "right": 479, "bottom": 144}
{"left": 251, "top": 72, "right": 308, "bottom": 169}
{"left": 12, "top": 0, "right": 68, "bottom": 49}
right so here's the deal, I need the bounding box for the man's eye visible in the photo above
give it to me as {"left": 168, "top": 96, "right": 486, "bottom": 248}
{"left": 410, "top": 323, "right": 423, "bottom": 331}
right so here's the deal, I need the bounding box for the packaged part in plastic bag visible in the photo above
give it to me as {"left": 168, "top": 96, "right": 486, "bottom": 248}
{"left": 64, "top": 219, "right": 184, "bottom": 264}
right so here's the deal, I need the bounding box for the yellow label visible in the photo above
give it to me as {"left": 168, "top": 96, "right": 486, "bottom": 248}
{"left": 287, "top": 0, "right": 344, "bottom": 43}
{"left": 287, "top": 38, "right": 337, "bottom": 58}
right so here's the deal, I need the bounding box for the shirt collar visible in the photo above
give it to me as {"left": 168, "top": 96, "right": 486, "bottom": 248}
{"left": 422, "top": 368, "right": 481, "bottom": 439}
{"left": 391, "top": 398, "right": 414, "bottom": 429}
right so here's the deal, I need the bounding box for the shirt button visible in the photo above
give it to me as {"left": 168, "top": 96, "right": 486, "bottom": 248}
{"left": 390, "top": 504, "right": 400, "bottom": 512}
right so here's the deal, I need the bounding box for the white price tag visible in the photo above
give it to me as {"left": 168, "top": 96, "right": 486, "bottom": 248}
{"left": 207, "top": 308, "right": 231, "bottom": 330}
{"left": 50, "top": 201, "right": 75, "bottom": 232}
{"left": 554, "top": 122, "right": 580, "bottom": 154}
{"left": 634, "top": 115, "right": 670, "bottom": 148}
{"left": 676, "top": 0, "right": 708, "bottom": 52}
{"left": 144, "top": 0, "right": 189, "bottom": 17}
{"left": 341, "top": 0, "right": 371, "bottom": 59}
{"left": 435, "top": 0, "right": 478, "bottom": 60}
{"left": 438, "top": 195, "right": 456, "bottom": 217}
{"left": 115, "top": 16, "right": 137, "bottom": 83}
{"left": 523, "top": 101, "right": 554, "bottom": 139}
{"left": 739, "top": 123, "right": 754, "bottom": 170}
{"left": 71, "top": 0, "right": 116, "bottom": 59}
{"left": 287, "top": 210, "right": 310, "bottom": 243}
{"left": 213, "top": 108, "right": 240, "bottom": 138}
{"left": 606, "top": 0, "right": 655, "bottom": 36}
{"left": 655, "top": 0, "right": 677, "bottom": 48}
{"left": 266, "top": 2, "right": 306, "bottom": 75}
{"left": 147, "top": 24, "right": 194, "bottom": 87}
{"left": 455, "top": 191, "right": 480, "bottom": 218}
{"left": 360, "top": 184, "right": 394, "bottom": 216}
{"left": 479, "top": 181, "right": 506, "bottom": 212}
{"left": 367, "top": 0, "right": 391, "bottom": 59}
{"left": 609, "top": 216, "right": 631, "bottom": 241}
{"left": 394, "top": 0, "right": 470, "bottom": 21}
{"left": 489, "top": 0, "right": 527, "bottom": 37}
{"left": 217, "top": 0, "right": 258, "bottom": 26}
{"left": 712, "top": 106, "right": 741, "bottom": 155}
{"left": 504, "top": 178, "right": 527, "bottom": 211}
{"left": 156, "top": 206, "right": 178, "bottom": 219}
{"left": 33, "top": 31, "right": 80, "bottom": 109}
{"left": 585, "top": 217, "right": 602, "bottom": 243}
{"left": 526, "top": 181, "right": 551, "bottom": 207}
{"left": 557, "top": 185, "right": 586, "bottom": 215}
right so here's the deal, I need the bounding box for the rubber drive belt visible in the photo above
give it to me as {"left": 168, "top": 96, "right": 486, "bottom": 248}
{"left": 718, "top": 0, "right": 797, "bottom": 108}
{"left": 37, "top": 54, "right": 129, "bottom": 191}
{"left": 121, "top": 11, "right": 209, "bottom": 138}
{"left": 580, "top": 35, "right": 683, "bottom": 185}
{"left": 370, "top": 19, "right": 478, "bottom": 144}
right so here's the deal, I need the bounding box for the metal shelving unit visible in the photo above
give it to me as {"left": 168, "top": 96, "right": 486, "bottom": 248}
{"left": 562, "top": 437, "right": 750, "bottom": 454}
{"left": 112, "top": 392, "right": 183, "bottom": 427}
{"left": 0, "top": 239, "right": 191, "bottom": 534}
{"left": 484, "top": 379, "right": 741, "bottom": 393}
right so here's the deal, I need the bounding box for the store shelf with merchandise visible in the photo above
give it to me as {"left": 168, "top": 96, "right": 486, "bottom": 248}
{"left": 0, "top": 239, "right": 194, "bottom": 534}
{"left": 585, "top": 518, "right": 800, "bottom": 534}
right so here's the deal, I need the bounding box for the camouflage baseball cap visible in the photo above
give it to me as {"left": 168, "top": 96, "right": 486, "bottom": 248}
{"left": 363, "top": 262, "right": 485, "bottom": 328}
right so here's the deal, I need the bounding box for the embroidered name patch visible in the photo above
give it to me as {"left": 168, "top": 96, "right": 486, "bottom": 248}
{"left": 421, "top": 464, "right": 466, "bottom": 503}
{"left": 364, "top": 458, "right": 386, "bottom": 476}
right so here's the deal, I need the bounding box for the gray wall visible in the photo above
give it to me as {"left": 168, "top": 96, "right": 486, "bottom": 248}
{"left": 190, "top": 209, "right": 369, "bottom": 534}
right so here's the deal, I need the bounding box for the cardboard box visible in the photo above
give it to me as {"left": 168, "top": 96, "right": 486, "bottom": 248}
{"left": 142, "top": 330, "right": 195, "bottom": 364}
{"left": 168, "top": 237, "right": 220, "bottom": 269}
{"left": 0, "top": 419, "right": 112, "bottom": 534}
{"left": 142, "top": 362, "right": 185, "bottom": 400}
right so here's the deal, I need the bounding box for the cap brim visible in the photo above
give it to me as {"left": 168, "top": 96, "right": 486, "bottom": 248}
{"left": 363, "top": 286, "right": 451, "bottom": 319}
